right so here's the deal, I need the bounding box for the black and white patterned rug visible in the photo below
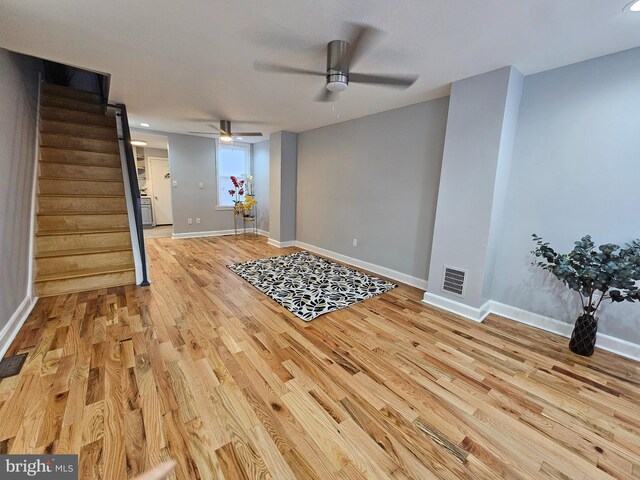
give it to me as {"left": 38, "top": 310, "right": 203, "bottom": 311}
{"left": 227, "top": 251, "right": 396, "bottom": 321}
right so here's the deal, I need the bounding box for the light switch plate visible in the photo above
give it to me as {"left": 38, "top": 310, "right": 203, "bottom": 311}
{"left": 198, "top": 182, "right": 204, "bottom": 189}
{"left": 172, "top": 180, "right": 178, "bottom": 187}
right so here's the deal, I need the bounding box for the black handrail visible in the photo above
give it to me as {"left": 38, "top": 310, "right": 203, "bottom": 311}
{"left": 108, "top": 102, "right": 150, "bottom": 286}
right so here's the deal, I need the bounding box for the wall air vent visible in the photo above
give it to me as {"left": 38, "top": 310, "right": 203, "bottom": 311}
{"left": 442, "top": 266, "right": 467, "bottom": 297}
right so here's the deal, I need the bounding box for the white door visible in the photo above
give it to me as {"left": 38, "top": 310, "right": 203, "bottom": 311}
{"left": 149, "top": 157, "right": 173, "bottom": 225}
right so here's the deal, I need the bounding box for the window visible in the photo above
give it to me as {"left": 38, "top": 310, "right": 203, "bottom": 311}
{"left": 216, "top": 142, "right": 250, "bottom": 207}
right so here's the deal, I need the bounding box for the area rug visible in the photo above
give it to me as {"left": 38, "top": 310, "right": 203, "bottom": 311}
{"left": 227, "top": 251, "right": 396, "bottom": 321}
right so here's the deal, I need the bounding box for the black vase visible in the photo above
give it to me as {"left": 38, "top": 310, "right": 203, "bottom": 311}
{"left": 569, "top": 314, "right": 598, "bottom": 356}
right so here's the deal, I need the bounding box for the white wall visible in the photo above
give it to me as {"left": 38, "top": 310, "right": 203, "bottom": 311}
{"left": 0, "top": 49, "right": 41, "bottom": 331}
{"left": 296, "top": 98, "right": 449, "bottom": 282}
{"left": 253, "top": 139, "right": 269, "bottom": 232}
{"left": 491, "top": 47, "right": 640, "bottom": 343}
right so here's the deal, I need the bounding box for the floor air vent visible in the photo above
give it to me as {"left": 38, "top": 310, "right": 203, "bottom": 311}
{"left": 442, "top": 266, "right": 466, "bottom": 297}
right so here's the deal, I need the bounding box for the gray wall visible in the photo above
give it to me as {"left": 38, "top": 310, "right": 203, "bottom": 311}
{"left": 296, "top": 97, "right": 449, "bottom": 281}
{"left": 427, "top": 67, "right": 523, "bottom": 308}
{"left": 253, "top": 140, "right": 269, "bottom": 232}
{"left": 167, "top": 134, "right": 235, "bottom": 235}
{"left": 269, "top": 131, "right": 297, "bottom": 243}
{"left": 0, "top": 49, "right": 41, "bottom": 327}
{"left": 491, "top": 47, "right": 640, "bottom": 343}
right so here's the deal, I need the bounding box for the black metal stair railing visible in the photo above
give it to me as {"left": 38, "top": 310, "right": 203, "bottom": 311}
{"left": 108, "top": 102, "right": 150, "bottom": 286}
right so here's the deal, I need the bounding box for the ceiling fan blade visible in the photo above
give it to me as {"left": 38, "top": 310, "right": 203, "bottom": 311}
{"left": 189, "top": 131, "right": 219, "bottom": 135}
{"left": 314, "top": 88, "right": 337, "bottom": 102}
{"left": 232, "top": 132, "right": 263, "bottom": 137}
{"left": 349, "top": 72, "right": 418, "bottom": 88}
{"left": 338, "top": 23, "right": 381, "bottom": 71}
{"left": 254, "top": 61, "right": 324, "bottom": 76}
{"left": 207, "top": 123, "right": 222, "bottom": 132}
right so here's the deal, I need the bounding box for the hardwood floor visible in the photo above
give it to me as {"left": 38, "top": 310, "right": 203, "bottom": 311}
{"left": 1, "top": 235, "right": 639, "bottom": 479}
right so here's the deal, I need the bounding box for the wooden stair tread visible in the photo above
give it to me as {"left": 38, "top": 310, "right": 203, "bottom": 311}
{"left": 36, "top": 211, "right": 127, "bottom": 217}
{"left": 42, "top": 84, "right": 102, "bottom": 101}
{"left": 36, "top": 227, "right": 130, "bottom": 236}
{"left": 40, "top": 105, "right": 115, "bottom": 119}
{"left": 38, "top": 194, "right": 125, "bottom": 198}
{"left": 38, "top": 176, "right": 123, "bottom": 183}
{"left": 35, "top": 264, "right": 135, "bottom": 283}
{"left": 40, "top": 129, "right": 117, "bottom": 142}
{"left": 36, "top": 245, "right": 132, "bottom": 258}
{"left": 39, "top": 158, "right": 121, "bottom": 169}
{"left": 40, "top": 142, "right": 119, "bottom": 155}
{"left": 41, "top": 131, "right": 118, "bottom": 143}
{"left": 41, "top": 92, "right": 101, "bottom": 106}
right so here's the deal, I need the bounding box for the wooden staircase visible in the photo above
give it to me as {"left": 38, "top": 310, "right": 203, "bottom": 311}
{"left": 34, "top": 83, "right": 136, "bottom": 297}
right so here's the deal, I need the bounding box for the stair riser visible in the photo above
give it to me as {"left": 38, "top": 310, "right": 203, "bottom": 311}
{"left": 42, "top": 84, "right": 102, "bottom": 104}
{"left": 35, "top": 270, "right": 136, "bottom": 297}
{"left": 41, "top": 120, "right": 117, "bottom": 141}
{"left": 41, "top": 96, "right": 104, "bottom": 114}
{"left": 40, "top": 106, "right": 116, "bottom": 128}
{"left": 38, "top": 196, "right": 126, "bottom": 214}
{"left": 40, "top": 148, "right": 121, "bottom": 168}
{"left": 37, "top": 231, "right": 132, "bottom": 253}
{"left": 40, "top": 162, "right": 123, "bottom": 181}
{"left": 41, "top": 133, "right": 119, "bottom": 154}
{"left": 37, "top": 214, "right": 130, "bottom": 232}
{"left": 38, "top": 178, "right": 124, "bottom": 196}
{"left": 36, "top": 251, "right": 133, "bottom": 275}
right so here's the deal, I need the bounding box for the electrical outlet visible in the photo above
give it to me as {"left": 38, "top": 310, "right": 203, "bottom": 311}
{"left": 172, "top": 180, "right": 178, "bottom": 187}
{"left": 187, "top": 218, "right": 192, "bottom": 225}
{"left": 352, "top": 238, "right": 358, "bottom": 247}
{"left": 198, "top": 182, "right": 204, "bottom": 189}
{"left": 196, "top": 218, "right": 201, "bottom": 224}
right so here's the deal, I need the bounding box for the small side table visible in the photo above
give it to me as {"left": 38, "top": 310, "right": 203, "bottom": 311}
{"left": 233, "top": 204, "right": 258, "bottom": 237}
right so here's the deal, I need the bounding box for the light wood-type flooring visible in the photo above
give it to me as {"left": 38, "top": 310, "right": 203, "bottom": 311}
{"left": 1, "top": 235, "right": 639, "bottom": 479}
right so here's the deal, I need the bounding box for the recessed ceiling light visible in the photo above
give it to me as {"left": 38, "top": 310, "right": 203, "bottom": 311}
{"left": 140, "top": 122, "right": 151, "bottom": 127}
{"left": 131, "top": 140, "right": 147, "bottom": 146}
{"left": 236, "top": 137, "right": 243, "bottom": 140}
{"left": 626, "top": 0, "right": 640, "bottom": 11}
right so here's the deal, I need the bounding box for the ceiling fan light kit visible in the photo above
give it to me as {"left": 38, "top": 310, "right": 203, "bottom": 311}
{"left": 326, "top": 40, "right": 349, "bottom": 92}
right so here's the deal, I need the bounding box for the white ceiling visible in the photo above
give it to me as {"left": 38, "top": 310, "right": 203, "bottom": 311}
{"left": 1, "top": 1, "right": 639, "bottom": 142}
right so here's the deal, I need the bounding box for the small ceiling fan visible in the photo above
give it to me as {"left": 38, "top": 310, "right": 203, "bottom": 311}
{"left": 255, "top": 23, "right": 419, "bottom": 102}
{"left": 189, "top": 120, "right": 262, "bottom": 142}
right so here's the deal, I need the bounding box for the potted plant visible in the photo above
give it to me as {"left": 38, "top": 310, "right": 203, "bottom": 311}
{"left": 531, "top": 234, "right": 640, "bottom": 356}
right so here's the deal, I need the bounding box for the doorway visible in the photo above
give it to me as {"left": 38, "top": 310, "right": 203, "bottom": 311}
{"left": 148, "top": 157, "right": 173, "bottom": 225}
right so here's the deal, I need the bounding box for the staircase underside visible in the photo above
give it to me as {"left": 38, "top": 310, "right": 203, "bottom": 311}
{"left": 34, "top": 83, "right": 136, "bottom": 297}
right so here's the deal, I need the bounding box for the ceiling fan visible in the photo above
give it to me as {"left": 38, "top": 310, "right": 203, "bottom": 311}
{"left": 255, "top": 23, "right": 419, "bottom": 102}
{"left": 189, "top": 120, "right": 262, "bottom": 142}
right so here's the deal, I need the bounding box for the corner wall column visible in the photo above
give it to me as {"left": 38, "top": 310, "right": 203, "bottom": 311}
{"left": 424, "top": 66, "right": 523, "bottom": 320}
{"left": 268, "top": 131, "right": 298, "bottom": 246}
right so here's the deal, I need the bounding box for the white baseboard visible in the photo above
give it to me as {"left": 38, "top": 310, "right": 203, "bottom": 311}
{"left": 489, "top": 301, "right": 640, "bottom": 362}
{"left": 0, "top": 296, "right": 37, "bottom": 359}
{"left": 268, "top": 238, "right": 296, "bottom": 248}
{"left": 257, "top": 229, "right": 269, "bottom": 237}
{"left": 172, "top": 229, "right": 235, "bottom": 239}
{"left": 295, "top": 241, "right": 429, "bottom": 290}
{"left": 422, "top": 292, "right": 490, "bottom": 322}
{"left": 420, "top": 294, "right": 639, "bottom": 361}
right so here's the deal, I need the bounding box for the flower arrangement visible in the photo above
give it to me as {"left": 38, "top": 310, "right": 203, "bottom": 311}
{"left": 243, "top": 195, "right": 256, "bottom": 215}
{"left": 242, "top": 174, "right": 254, "bottom": 196}
{"left": 228, "top": 176, "right": 245, "bottom": 205}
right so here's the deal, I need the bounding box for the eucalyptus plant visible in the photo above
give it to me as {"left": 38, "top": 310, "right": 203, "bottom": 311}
{"left": 531, "top": 234, "right": 640, "bottom": 316}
